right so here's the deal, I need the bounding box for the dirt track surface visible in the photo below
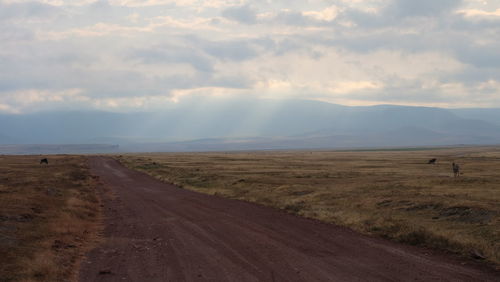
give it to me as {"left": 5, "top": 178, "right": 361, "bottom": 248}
{"left": 79, "top": 157, "right": 498, "bottom": 281}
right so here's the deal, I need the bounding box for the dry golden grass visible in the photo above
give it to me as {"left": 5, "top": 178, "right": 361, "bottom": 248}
{"left": 0, "top": 155, "right": 100, "bottom": 282}
{"left": 118, "top": 146, "right": 500, "bottom": 267}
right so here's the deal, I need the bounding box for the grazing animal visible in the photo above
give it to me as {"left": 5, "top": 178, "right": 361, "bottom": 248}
{"left": 428, "top": 158, "right": 437, "bottom": 164}
{"left": 452, "top": 162, "right": 460, "bottom": 177}
{"left": 40, "top": 158, "right": 48, "bottom": 165}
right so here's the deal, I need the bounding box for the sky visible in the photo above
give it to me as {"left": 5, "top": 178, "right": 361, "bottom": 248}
{"left": 0, "top": 0, "right": 499, "bottom": 114}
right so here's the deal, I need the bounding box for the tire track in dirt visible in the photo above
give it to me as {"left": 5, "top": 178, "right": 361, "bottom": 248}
{"left": 79, "top": 156, "right": 498, "bottom": 281}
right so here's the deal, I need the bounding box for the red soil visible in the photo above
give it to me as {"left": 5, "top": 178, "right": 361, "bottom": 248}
{"left": 79, "top": 157, "right": 498, "bottom": 281}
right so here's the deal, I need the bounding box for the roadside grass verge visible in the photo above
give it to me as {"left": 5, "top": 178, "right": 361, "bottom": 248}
{"left": 0, "top": 155, "right": 100, "bottom": 282}
{"left": 117, "top": 147, "right": 500, "bottom": 268}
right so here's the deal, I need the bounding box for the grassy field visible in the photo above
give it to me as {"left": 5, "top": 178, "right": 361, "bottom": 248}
{"left": 118, "top": 146, "right": 500, "bottom": 267}
{"left": 0, "top": 155, "right": 100, "bottom": 282}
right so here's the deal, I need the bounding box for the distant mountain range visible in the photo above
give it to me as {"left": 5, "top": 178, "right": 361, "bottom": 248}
{"left": 1, "top": 99, "right": 499, "bottom": 153}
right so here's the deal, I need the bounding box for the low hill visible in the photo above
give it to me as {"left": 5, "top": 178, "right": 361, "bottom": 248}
{"left": 1, "top": 99, "right": 499, "bottom": 152}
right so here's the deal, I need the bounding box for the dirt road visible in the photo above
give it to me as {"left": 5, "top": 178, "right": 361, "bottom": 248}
{"left": 79, "top": 157, "right": 498, "bottom": 281}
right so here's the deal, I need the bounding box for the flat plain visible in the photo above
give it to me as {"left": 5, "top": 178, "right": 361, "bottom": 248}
{"left": 118, "top": 146, "right": 500, "bottom": 267}
{"left": 0, "top": 155, "right": 100, "bottom": 282}
{"left": 79, "top": 156, "right": 498, "bottom": 281}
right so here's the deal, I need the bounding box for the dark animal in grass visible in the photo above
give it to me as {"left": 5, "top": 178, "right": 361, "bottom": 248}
{"left": 40, "top": 158, "right": 48, "bottom": 165}
{"left": 452, "top": 162, "right": 460, "bottom": 177}
{"left": 428, "top": 158, "right": 437, "bottom": 164}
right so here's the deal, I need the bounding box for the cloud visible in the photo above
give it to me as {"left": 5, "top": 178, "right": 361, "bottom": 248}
{"left": 454, "top": 42, "right": 500, "bottom": 68}
{"left": 303, "top": 6, "right": 340, "bottom": 22}
{"left": 385, "top": 0, "right": 463, "bottom": 18}
{"left": 194, "top": 37, "right": 263, "bottom": 61}
{"left": 0, "top": 88, "right": 86, "bottom": 113}
{"left": 0, "top": 25, "right": 35, "bottom": 42}
{"left": 222, "top": 4, "right": 257, "bottom": 24}
{"left": 0, "top": 0, "right": 499, "bottom": 113}
{"left": 327, "top": 81, "right": 382, "bottom": 94}
{"left": 458, "top": 8, "right": 500, "bottom": 17}
{"left": 107, "top": 0, "right": 241, "bottom": 8}
{"left": 0, "top": 1, "right": 58, "bottom": 22}
{"left": 131, "top": 44, "right": 214, "bottom": 72}
{"left": 340, "top": 0, "right": 464, "bottom": 28}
